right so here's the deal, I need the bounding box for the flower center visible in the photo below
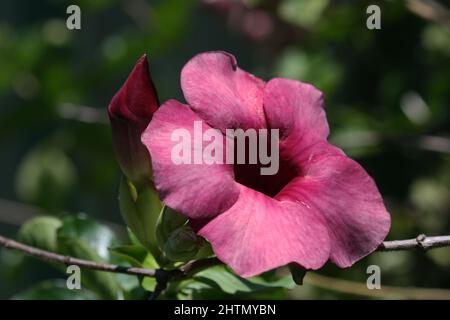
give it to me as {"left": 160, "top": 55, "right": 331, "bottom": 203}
{"left": 232, "top": 134, "right": 298, "bottom": 198}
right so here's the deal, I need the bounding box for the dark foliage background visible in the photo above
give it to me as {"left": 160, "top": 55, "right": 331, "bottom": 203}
{"left": 0, "top": 0, "right": 449, "bottom": 299}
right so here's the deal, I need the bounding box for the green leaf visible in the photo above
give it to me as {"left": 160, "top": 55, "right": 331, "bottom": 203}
{"left": 13, "top": 280, "right": 98, "bottom": 300}
{"left": 127, "top": 228, "right": 143, "bottom": 247}
{"left": 192, "top": 239, "right": 214, "bottom": 260}
{"left": 109, "top": 245, "right": 149, "bottom": 267}
{"left": 57, "top": 237, "right": 121, "bottom": 299}
{"left": 156, "top": 206, "right": 188, "bottom": 244}
{"left": 119, "top": 177, "right": 163, "bottom": 260}
{"left": 141, "top": 277, "right": 157, "bottom": 292}
{"left": 115, "top": 273, "right": 141, "bottom": 293}
{"left": 181, "top": 265, "right": 295, "bottom": 297}
{"left": 249, "top": 275, "right": 296, "bottom": 290}
{"left": 57, "top": 215, "right": 122, "bottom": 299}
{"left": 109, "top": 245, "right": 159, "bottom": 269}
{"left": 109, "top": 244, "right": 159, "bottom": 292}
{"left": 193, "top": 267, "right": 253, "bottom": 294}
{"left": 18, "top": 216, "right": 62, "bottom": 252}
{"left": 57, "top": 215, "right": 117, "bottom": 260}
{"left": 108, "top": 245, "right": 150, "bottom": 293}
{"left": 109, "top": 244, "right": 159, "bottom": 269}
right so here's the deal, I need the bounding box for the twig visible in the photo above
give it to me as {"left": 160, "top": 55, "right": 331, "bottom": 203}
{"left": 148, "top": 269, "right": 171, "bottom": 300}
{"left": 0, "top": 234, "right": 449, "bottom": 282}
{"left": 405, "top": 0, "right": 450, "bottom": 31}
{"left": 0, "top": 233, "right": 221, "bottom": 300}
{"left": 58, "top": 103, "right": 108, "bottom": 124}
{"left": 0, "top": 199, "right": 43, "bottom": 226}
{"left": 0, "top": 234, "right": 157, "bottom": 277}
{"left": 146, "top": 258, "right": 222, "bottom": 299}
{"left": 305, "top": 273, "right": 450, "bottom": 299}
{"left": 378, "top": 234, "right": 450, "bottom": 251}
{"left": 177, "top": 257, "right": 223, "bottom": 278}
{"left": 148, "top": 281, "right": 166, "bottom": 300}
{"left": 331, "top": 132, "right": 450, "bottom": 154}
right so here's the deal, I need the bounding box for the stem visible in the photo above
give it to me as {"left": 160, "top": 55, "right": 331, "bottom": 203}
{"left": 0, "top": 234, "right": 156, "bottom": 277}
{"left": 377, "top": 234, "right": 450, "bottom": 251}
{"left": 0, "top": 233, "right": 449, "bottom": 281}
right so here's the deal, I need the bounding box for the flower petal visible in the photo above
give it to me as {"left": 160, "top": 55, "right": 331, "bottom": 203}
{"left": 142, "top": 99, "right": 239, "bottom": 219}
{"left": 276, "top": 146, "right": 391, "bottom": 268}
{"left": 197, "top": 184, "right": 331, "bottom": 277}
{"left": 181, "top": 51, "right": 266, "bottom": 131}
{"left": 263, "top": 78, "right": 330, "bottom": 173}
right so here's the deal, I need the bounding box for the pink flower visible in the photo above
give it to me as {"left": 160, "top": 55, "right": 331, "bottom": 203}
{"left": 108, "top": 55, "right": 159, "bottom": 185}
{"left": 141, "top": 51, "right": 391, "bottom": 277}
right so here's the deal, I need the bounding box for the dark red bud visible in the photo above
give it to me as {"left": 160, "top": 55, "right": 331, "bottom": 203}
{"left": 108, "top": 55, "right": 159, "bottom": 185}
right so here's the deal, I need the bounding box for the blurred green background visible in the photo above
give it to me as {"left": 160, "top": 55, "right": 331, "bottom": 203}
{"left": 0, "top": 0, "right": 449, "bottom": 299}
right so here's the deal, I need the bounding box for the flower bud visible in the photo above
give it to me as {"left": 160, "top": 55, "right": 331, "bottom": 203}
{"left": 164, "top": 226, "right": 200, "bottom": 262}
{"left": 108, "top": 55, "right": 159, "bottom": 186}
{"left": 156, "top": 206, "right": 203, "bottom": 263}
